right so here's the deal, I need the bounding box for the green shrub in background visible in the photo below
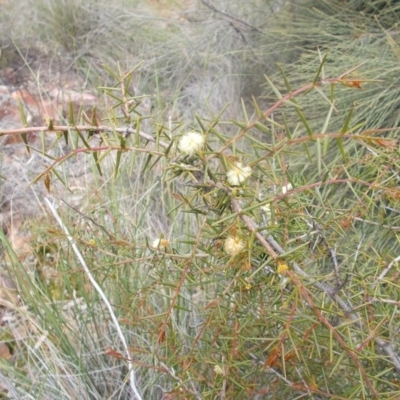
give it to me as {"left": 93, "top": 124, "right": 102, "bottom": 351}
{"left": 0, "top": 56, "right": 399, "bottom": 399}
{"left": 263, "top": 0, "right": 400, "bottom": 132}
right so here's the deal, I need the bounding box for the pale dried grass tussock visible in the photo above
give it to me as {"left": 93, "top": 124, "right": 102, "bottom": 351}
{"left": 0, "top": 295, "right": 130, "bottom": 399}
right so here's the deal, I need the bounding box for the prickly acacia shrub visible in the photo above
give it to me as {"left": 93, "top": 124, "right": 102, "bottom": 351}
{"left": 1, "top": 59, "right": 400, "bottom": 399}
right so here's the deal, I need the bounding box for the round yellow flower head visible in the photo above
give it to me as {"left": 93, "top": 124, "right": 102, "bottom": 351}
{"left": 227, "top": 162, "right": 252, "bottom": 186}
{"left": 178, "top": 131, "right": 205, "bottom": 156}
{"left": 214, "top": 365, "right": 224, "bottom": 375}
{"left": 244, "top": 281, "right": 252, "bottom": 290}
{"left": 277, "top": 260, "right": 289, "bottom": 275}
{"left": 224, "top": 235, "right": 245, "bottom": 256}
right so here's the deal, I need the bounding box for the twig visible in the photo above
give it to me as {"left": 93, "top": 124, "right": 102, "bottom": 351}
{"left": 30, "top": 145, "right": 164, "bottom": 187}
{"left": 158, "top": 362, "right": 202, "bottom": 400}
{"left": 200, "top": 0, "right": 266, "bottom": 34}
{"left": 214, "top": 65, "right": 381, "bottom": 158}
{"left": 304, "top": 210, "right": 341, "bottom": 279}
{"left": 0, "top": 125, "right": 169, "bottom": 148}
{"left": 372, "top": 254, "right": 400, "bottom": 289}
{"left": 55, "top": 196, "right": 113, "bottom": 240}
{"left": 44, "top": 197, "right": 143, "bottom": 400}
{"left": 215, "top": 82, "right": 314, "bottom": 155}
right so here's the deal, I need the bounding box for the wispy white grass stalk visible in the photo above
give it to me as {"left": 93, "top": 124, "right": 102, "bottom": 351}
{"left": 0, "top": 371, "right": 20, "bottom": 398}
{"left": 44, "top": 197, "right": 143, "bottom": 400}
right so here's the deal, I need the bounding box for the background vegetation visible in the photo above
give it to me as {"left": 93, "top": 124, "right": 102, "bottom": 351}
{"left": 1, "top": 0, "right": 400, "bottom": 398}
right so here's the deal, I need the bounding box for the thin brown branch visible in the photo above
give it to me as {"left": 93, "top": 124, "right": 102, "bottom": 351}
{"left": 215, "top": 64, "right": 381, "bottom": 157}
{"left": 200, "top": 0, "right": 265, "bottom": 34}
{"left": 0, "top": 125, "right": 169, "bottom": 148}
{"left": 29, "top": 145, "right": 165, "bottom": 187}
{"left": 216, "top": 82, "right": 314, "bottom": 155}
{"left": 254, "top": 130, "right": 399, "bottom": 163}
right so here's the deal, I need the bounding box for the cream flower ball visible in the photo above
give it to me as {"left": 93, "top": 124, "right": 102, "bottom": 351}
{"left": 227, "top": 162, "right": 252, "bottom": 186}
{"left": 178, "top": 132, "right": 205, "bottom": 156}
{"left": 224, "top": 235, "right": 245, "bottom": 256}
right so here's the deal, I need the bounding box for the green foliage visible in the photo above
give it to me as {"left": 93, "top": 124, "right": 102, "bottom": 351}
{"left": 263, "top": 0, "right": 400, "bottom": 132}
{"left": 1, "top": 56, "right": 400, "bottom": 399}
